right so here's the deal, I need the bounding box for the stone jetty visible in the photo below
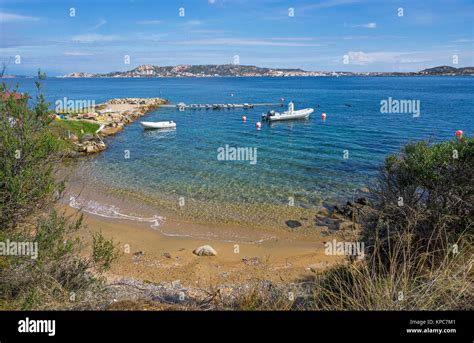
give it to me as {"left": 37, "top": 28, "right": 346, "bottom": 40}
{"left": 73, "top": 97, "right": 168, "bottom": 154}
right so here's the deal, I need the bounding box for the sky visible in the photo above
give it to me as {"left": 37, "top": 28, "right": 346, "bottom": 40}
{"left": 1, "top": 0, "right": 473, "bottom": 75}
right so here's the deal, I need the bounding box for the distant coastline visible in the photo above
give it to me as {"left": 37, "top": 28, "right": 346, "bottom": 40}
{"left": 4, "top": 65, "right": 473, "bottom": 79}
{"left": 56, "top": 64, "right": 474, "bottom": 78}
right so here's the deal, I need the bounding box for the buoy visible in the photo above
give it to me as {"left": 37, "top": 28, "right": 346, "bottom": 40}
{"left": 242, "top": 115, "right": 247, "bottom": 122}
{"left": 455, "top": 130, "right": 463, "bottom": 138}
{"left": 321, "top": 112, "right": 327, "bottom": 119}
{"left": 256, "top": 122, "right": 262, "bottom": 129}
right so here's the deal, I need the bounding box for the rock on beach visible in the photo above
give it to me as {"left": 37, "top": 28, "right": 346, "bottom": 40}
{"left": 192, "top": 245, "right": 217, "bottom": 256}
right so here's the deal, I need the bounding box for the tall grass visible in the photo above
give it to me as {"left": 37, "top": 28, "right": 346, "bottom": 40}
{"left": 226, "top": 138, "right": 473, "bottom": 311}
{"left": 306, "top": 231, "right": 472, "bottom": 310}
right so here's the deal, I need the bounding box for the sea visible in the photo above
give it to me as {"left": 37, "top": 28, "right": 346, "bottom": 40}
{"left": 6, "top": 76, "right": 474, "bottom": 217}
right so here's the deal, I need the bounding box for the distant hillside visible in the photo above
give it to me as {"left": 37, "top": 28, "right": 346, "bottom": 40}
{"left": 419, "top": 66, "right": 474, "bottom": 75}
{"left": 59, "top": 64, "right": 474, "bottom": 78}
{"left": 62, "top": 64, "right": 311, "bottom": 78}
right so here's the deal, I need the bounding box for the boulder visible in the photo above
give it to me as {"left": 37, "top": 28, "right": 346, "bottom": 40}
{"left": 80, "top": 133, "right": 94, "bottom": 143}
{"left": 285, "top": 220, "right": 302, "bottom": 229}
{"left": 97, "top": 142, "right": 107, "bottom": 151}
{"left": 192, "top": 245, "right": 217, "bottom": 256}
{"left": 355, "top": 197, "right": 370, "bottom": 206}
{"left": 85, "top": 144, "right": 98, "bottom": 153}
{"left": 69, "top": 133, "right": 79, "bottom": 142}
{"left": 86, "top": 142, "right": 102, "bottom": 153}
{"left": 82, "top": 141, "right": 106, "bottom": 154}
{"left": 101, "top": 126, "right": 123, "bottom": 136}
{"left": 317, "top": 207, "right": 329, "bottom": 216}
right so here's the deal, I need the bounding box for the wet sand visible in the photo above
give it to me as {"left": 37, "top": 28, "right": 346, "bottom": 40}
{"left": 61, "top": 178, "right": 346, "bottom": 288}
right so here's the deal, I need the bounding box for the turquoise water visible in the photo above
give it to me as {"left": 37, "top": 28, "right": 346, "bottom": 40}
{"left": 8, "top": 77, "right": 474, "bottom": 208}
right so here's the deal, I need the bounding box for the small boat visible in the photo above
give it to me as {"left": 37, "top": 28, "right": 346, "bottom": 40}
{"left": 262, "top": 102, "right": 313, "bottom": 122}
{"left": 140, "top": 121, "right": 176, "bottom": 129}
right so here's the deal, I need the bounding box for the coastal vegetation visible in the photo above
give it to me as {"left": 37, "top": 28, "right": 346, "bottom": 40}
{"left": 49, "top": 119, "right": 100, "bottom": 142}
{"left": 228, "top": 137, "right": 473, "bottom": 310}
{"left": 0, "top": 74, "right": 119, "bottom": 310}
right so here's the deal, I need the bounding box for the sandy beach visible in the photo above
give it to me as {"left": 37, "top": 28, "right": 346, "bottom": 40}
{"left": 62, "top": 177, "right": 348, "bottom": 289}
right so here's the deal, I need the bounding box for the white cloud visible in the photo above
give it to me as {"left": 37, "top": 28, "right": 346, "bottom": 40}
{"left": 175, "top": 38, "right": 321, "bottom": 47}
{"left": 348, "top": 22, "right": 377, "bottom": 29}
{"left": 360, "top": 22, "right": 376, "bottom": 29}
{"left": 189, "top": 29, "right": 225, "bottom": 34}
{"left": 0, "top": 11, "right": 39, "bottom": 22}
{"left": 271, "top": 37, "right": 316, "bottom": 41}
{"left": 137, "top": 20, "right": 163, "bottom": 25}
{"left": 63, "top": 52, "right": 94, "bottom": 56}
{"left": 180, "top": 20, "right": 204, "bottom": 27}
{"left": 344, "top": 51, "right": 429, "bottom": 65}
{"left": 301, "top": 0, "right": 360, "bottom": 11}
{"left": 343, "top": 35, "right": 404, "bottom": 40}
{"left": 91, "top": 18, "right": 107, "bottom": 30}
{"left": 71, "top": 34, "right": 119, "bottom": 43}
{"left": 414, "top": 12, "right": 438, "bottom": 25}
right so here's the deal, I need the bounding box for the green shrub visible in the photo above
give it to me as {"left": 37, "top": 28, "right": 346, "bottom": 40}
{"left": 0, "top": 72, "right": 63, "bottom": 231}
{"left": 364, "top": 137, "right": 473, "bottom": 266}
{"left": 0, "top": 73, "right": 119, "bottom": 310}
{"left": 92, "top": 232, "right": 120, "bottom": 273}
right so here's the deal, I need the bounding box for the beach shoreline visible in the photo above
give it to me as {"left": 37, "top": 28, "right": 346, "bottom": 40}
{"left": 61, "top": 167, "right": 357, "bottom": 290}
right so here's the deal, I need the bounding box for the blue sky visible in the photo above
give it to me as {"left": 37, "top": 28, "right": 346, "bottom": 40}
{"left": 1, "top": 0, "right": 473, "bottom": 75}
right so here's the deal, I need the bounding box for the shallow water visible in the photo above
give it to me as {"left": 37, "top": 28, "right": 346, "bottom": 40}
{"left": 10, "top": 76, "right": 474, "bottom": 212}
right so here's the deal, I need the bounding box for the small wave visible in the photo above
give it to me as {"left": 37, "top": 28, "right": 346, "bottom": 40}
{"left": 69, "top": 196, "right": 164, "bottom": 228}
{"left": 68, "top": 196, "right": 274, "bottom": 244}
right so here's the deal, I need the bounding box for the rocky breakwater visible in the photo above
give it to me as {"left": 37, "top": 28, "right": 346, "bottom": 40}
{"left": 74, "top": 134, "right": 107, "bottom": 154}
{"left": 75, "top": 97, "right": 168, "bottom": 154}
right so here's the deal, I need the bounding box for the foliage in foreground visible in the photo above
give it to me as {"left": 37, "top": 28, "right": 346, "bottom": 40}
{"left": 366, "top": 137, "right": 473, "bottom": 265}
{"left": 0, "top": 75, "right": 120, "bottom": 310}
{"left": 0, "top": 75, "right": 62, "bottom": 231}
{"left": 222, "top": 137, "right": 473, "bottom": 311}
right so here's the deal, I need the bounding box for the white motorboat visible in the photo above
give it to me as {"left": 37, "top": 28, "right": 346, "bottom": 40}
{"left": 262, "top": 102, "right": 313, "bottom": 122}
{"left": 140, "top": 121, "right": 176, "bottom": 129}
